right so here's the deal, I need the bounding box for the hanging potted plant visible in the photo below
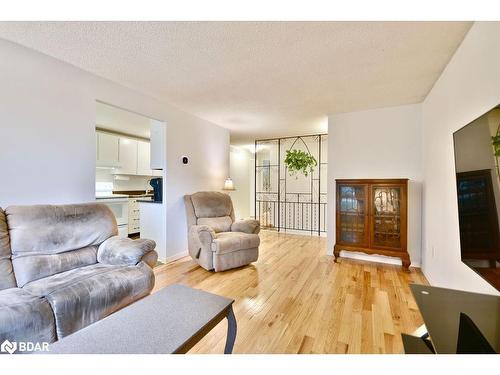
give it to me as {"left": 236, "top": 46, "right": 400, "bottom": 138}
{"left": 284, "top": 149, "right": 318, "bottom": 178}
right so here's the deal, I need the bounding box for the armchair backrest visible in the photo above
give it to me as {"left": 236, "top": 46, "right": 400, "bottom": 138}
{"left": 184, "top": 192, "right": 235, "bottom": 233}
{"left": 5, "top": 203, "right": 117, "bottom": 287}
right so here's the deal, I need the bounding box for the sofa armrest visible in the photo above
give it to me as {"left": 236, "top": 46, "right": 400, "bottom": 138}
{"left": 231, "top": 219, "right": 260, "bottom": 234}
{"left": 97, "top": 236, "right": 158, "bottom": 268}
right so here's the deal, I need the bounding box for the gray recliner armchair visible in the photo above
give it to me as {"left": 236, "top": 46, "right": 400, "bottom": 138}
{"left": 184, "top": 192, "right": 260, "bottom": 272}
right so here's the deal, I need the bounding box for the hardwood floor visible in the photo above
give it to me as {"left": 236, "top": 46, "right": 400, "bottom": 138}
{"left": 153, "top": 230, "right": 428, "bottom": 354}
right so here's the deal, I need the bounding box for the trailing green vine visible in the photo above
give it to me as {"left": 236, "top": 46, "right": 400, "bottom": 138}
{"left": 492, "top": 122, "right": 500, "bottom": 183}
{"left": 284, "top": 149, "right": 317, "bottom": 178}
{"left": 492, "top": 134, "right": 500, "bottom": 156}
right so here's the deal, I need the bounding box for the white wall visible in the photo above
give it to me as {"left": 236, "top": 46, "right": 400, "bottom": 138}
{"left": 421, "top": 22, "right": 500, "bottom": 295}
{"left": 0, "top": 41, "right": 96, "bottom": 205}
{"left": 165, "top": 115, "right": 228, "bottom": 260}
{"left": 0, "top": 38, "right": 229, "bottom": 262}
{"left": 229, "top": 145, "right": 253, "bottom": 220}
{"left": 327, "top": 104, "right": 423, "bottom": 266}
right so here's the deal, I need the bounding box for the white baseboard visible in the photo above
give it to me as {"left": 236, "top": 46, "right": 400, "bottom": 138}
{"left": 161, "top": 251, "right": 189, "bottom": 264}
{"left": 420, "top": 267, "right": 436, "bottom": 285}
{"left": 338, "top": 250, "right": 421, "bottom": 268}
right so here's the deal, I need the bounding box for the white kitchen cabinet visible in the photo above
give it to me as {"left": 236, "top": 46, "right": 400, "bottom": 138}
{"left": 137, "top": 140, "right": 152, "bottom": 176}
{"left": 150, "top": 120, "right": 165, "bottom": 171}
{"left": 96, "top": 130, "right": 159, "bottom": 176}
{"left": 96, "top": 132, "right": 120, "bottom": 167}
{"left": 117, "top": 138, "right": 138, "bottom": 175}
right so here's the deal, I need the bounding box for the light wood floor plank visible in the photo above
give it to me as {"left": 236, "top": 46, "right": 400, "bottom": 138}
{"left": 153, "top": 230, "right": 428, "bottom": 353}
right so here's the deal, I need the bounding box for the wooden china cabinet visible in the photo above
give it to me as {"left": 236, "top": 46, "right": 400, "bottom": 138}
{"left": 334, "top": 179, "right": 410, "bottom": 268}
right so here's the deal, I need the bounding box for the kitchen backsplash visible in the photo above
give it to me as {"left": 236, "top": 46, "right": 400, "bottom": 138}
{"left": 96, "top": 169, "right": 153, "bottom": 192}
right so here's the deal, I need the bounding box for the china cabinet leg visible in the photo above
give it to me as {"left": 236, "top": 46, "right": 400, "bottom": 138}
{"left": 333, "top": 246, "right": 340, "bottom": 261}
{"left": 402, "top": 257, "right": 411, "bottom": 269}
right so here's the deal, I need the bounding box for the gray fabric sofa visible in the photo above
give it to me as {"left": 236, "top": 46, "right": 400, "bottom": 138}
{"left": 0, "top": 203, "right": 157, "bottom": 345}
{"left": 184, "top": 192, "right": 260, "bottom": 272}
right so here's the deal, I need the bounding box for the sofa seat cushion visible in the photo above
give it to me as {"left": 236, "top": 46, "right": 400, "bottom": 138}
{"left": 0, "top": 288, "right": 56, "bottom": 344}
{"left": 211, "top": 232, "right": 260, "bottom": 255}
{"left": 23, "top": 262, "right": 154, "bottom": 339}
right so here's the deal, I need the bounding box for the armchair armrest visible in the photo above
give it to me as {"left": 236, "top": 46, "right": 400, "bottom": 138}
{"left": 98, "top": 236, "right": 158, "bottom": 268}
{"left": 190, "top": 225, "right": 216, "bottom": 246}
{"left": 188, "top": 225, "right": 216, "bottom": 259}
{"left": 231, "top": 219, "right": 260, "bottom": 234}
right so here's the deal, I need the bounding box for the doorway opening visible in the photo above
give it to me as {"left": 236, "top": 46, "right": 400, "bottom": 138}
{"left": 94, "top": 101, "right": 165, "bottom": 249}
{"left": 255, "top": 134, "right": 328, "bottom": 236}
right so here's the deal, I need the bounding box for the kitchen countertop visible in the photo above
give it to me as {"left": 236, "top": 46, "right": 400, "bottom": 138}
{"left": 114, "top": 190, "right": 150, "bottom": 196}
{"left": 95, "top": 194, "right": 129, "bottom": 200}
{"left": 95, "top": 193, "right": 154, "bottom": 199}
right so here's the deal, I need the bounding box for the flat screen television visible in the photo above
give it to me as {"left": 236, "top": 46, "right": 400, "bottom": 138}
{"left": 453, "top": 105, "right": 500, "bottom": 291}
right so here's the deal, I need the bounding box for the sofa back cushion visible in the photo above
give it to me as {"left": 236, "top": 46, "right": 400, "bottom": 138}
{"left": 0, "top": 208, "right": 16, "bottom": 290}
{"left": 190, "top": 192, "right": 234, "bottom": 219}
{"left": 197, "top": 216, "right": 233, "bottom": 233}
{"left": 6, "top": 203, "right": 117, "bottom": 287}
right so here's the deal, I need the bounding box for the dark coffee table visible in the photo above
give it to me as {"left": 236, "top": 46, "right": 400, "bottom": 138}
{"left": 402, "top": 284, "right": 499, "bottom": 354}
{"left": 47, "top": 284, "right": 236, "bottom": 354}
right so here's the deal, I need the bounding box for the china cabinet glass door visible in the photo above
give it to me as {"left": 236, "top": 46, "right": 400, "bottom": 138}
{"left": 371, "top": 185, "right": 403, "bottom": 249}
{"left": 337, "top": 184, "right": 368, "bottom": 247}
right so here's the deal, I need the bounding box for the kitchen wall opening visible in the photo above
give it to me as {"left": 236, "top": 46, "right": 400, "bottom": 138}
{"left": 94, "top": 102, "right": 166, "bottom": 259}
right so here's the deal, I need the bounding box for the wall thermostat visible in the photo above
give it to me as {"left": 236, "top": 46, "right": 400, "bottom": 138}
{"left": 182, "top": 156, "right": 189, "bottom": 164}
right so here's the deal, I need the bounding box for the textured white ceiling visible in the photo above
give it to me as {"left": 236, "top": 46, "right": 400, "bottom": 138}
{"left": 0, "top": 22, "right": 472, "bottom": 143}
